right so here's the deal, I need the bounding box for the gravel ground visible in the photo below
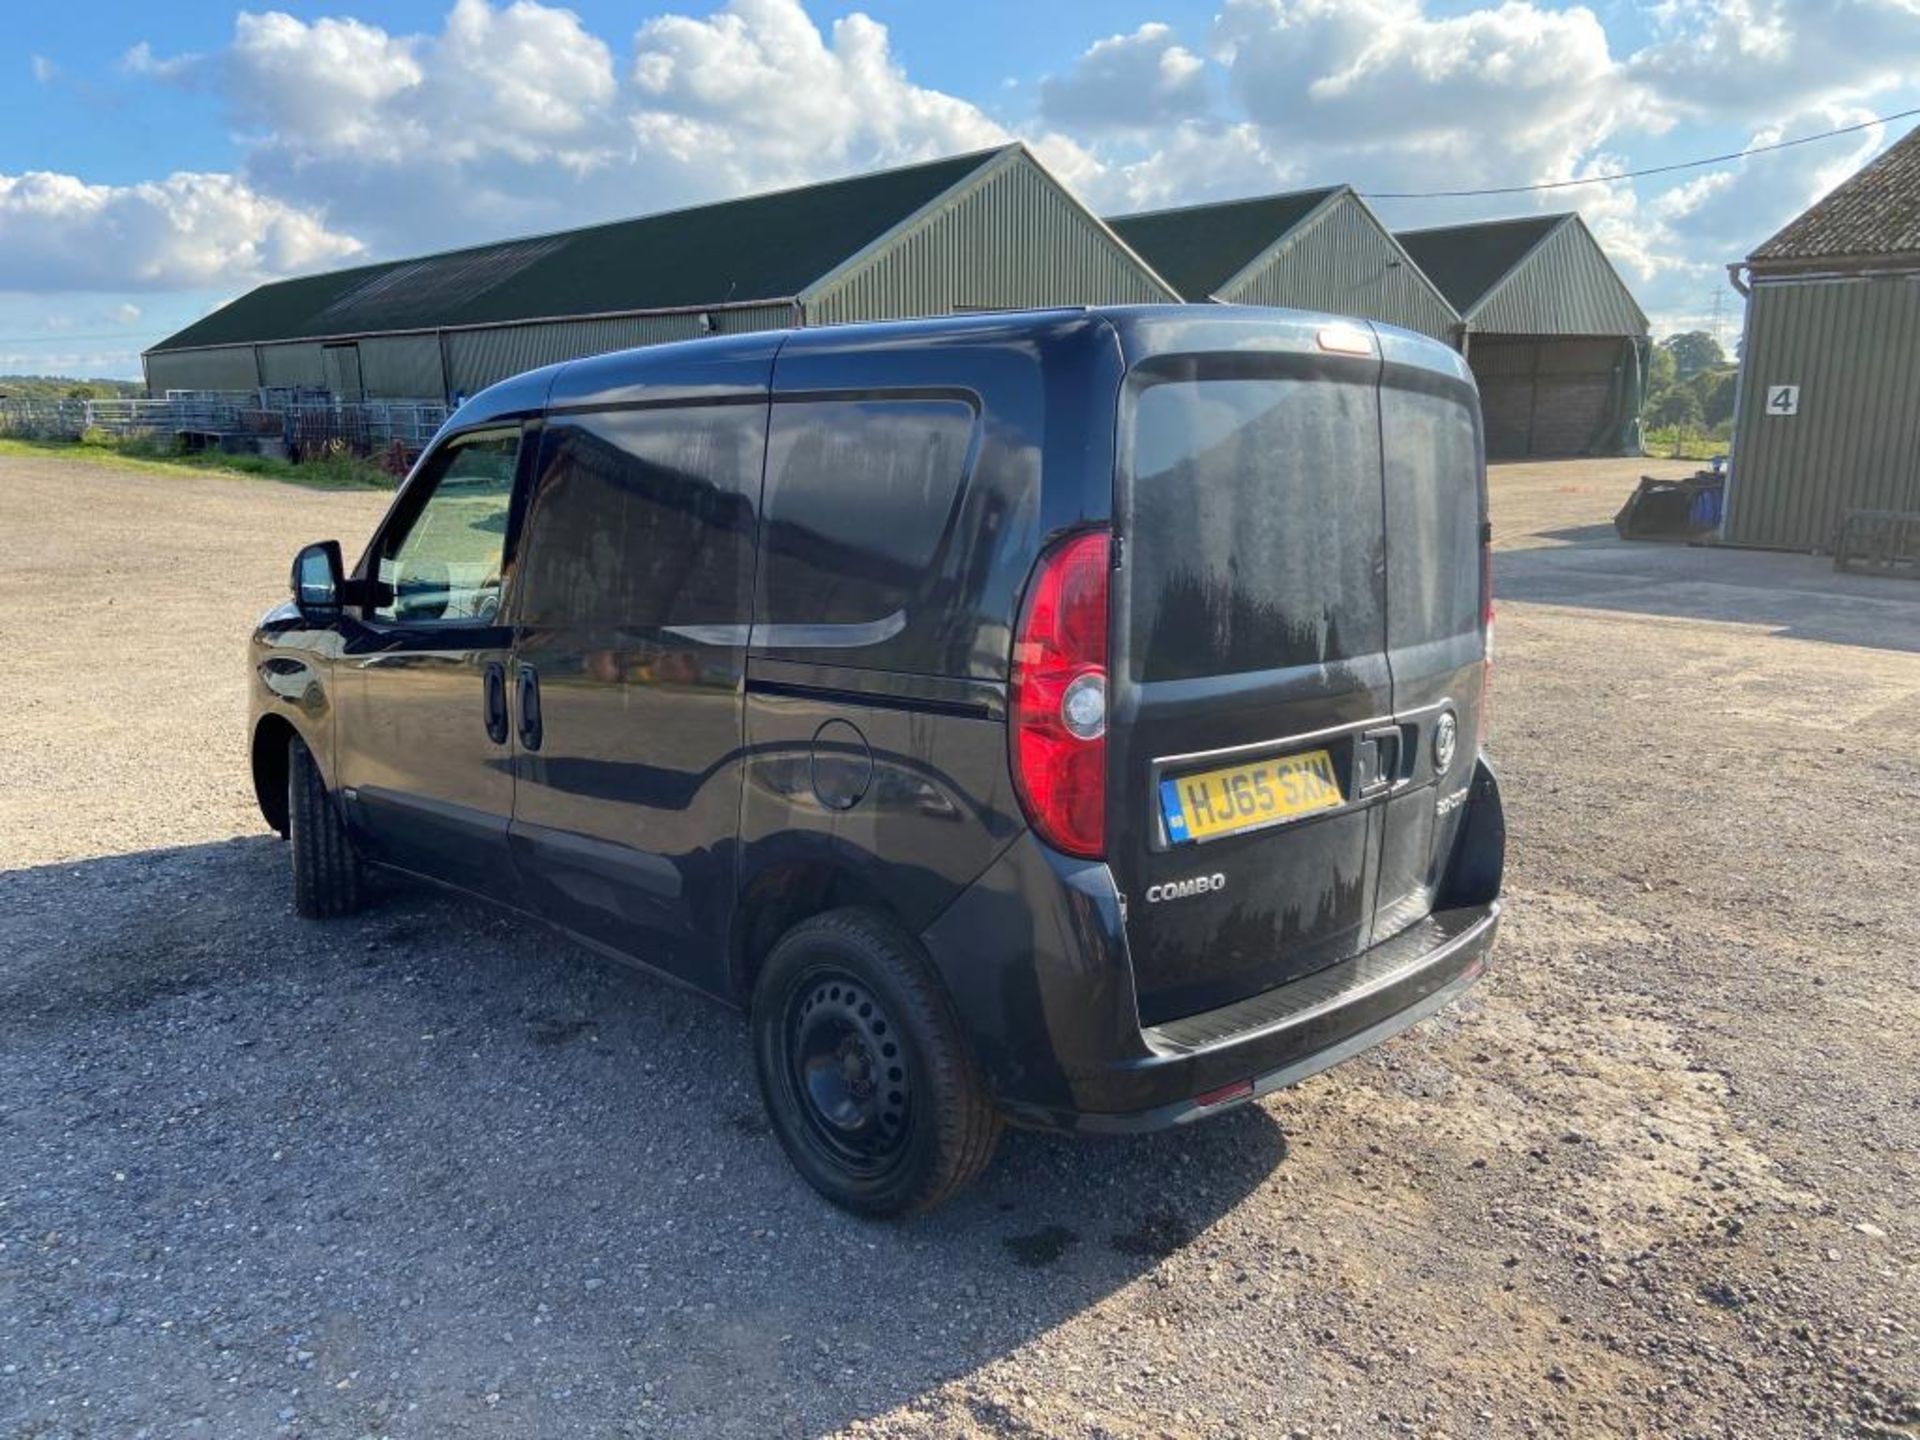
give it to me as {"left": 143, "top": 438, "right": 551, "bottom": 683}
{"left": 2, "top": 453, "right": 1916, "bottom": 1439}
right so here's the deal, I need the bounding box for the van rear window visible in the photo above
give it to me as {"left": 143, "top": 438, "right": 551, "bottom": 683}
{"left": 1124, "top": 378, "right": 1384, "bottom": 682}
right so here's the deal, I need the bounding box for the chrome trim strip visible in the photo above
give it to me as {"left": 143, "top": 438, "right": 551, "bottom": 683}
{"left": 662, "top": 610, "right": 909, "bottom": 651}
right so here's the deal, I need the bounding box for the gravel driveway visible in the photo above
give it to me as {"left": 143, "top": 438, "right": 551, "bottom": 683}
{"left": 2, "top": 454, "right": 1915, "bottom": 1439}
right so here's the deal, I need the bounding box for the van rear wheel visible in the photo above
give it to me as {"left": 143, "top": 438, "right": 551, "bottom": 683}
{"left": 288, "top": 733, "right": 364, "bottom": 919}
{"left": 751, "top": 909, "right": 999, "bottom": 1217}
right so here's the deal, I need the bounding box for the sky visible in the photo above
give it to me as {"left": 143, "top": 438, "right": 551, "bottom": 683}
{"left": 3, "top": 0, "right": 1915, "bottom": 380}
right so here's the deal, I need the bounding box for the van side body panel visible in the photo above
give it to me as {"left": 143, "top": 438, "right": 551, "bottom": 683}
{"left": 733, "top": 313, "right": 1126, "bottom": 966}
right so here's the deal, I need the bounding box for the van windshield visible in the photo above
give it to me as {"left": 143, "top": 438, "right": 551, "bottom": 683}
{"left": 1123, "top": 377, "right": 1385, "bottom": 682}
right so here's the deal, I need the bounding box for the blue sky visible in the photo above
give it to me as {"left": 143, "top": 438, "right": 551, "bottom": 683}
{"left": 3, "top": 0, "right": 1914, "bottom": 379}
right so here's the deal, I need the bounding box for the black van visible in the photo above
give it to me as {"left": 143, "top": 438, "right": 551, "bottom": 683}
{"left": 254, "top": 306, "right": 1504, "bottom": 1216}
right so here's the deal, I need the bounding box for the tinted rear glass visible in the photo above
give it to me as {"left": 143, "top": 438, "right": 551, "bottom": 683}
{"left": 758, "top": 398, "right": 976, "bottom": 628}
{"left": 517, "top": 405, "right": 761, "bottom": 629}
{"left": 1124, "top": 378, "right": 1384, "bottom": 682}
{"left": 1380, "top": 385, "right": 1481, "bottom": 647}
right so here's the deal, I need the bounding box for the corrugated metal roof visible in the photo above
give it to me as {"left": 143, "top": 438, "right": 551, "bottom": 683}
{"left": 1106, "top": 188, "right": 1341, "bottom": 300}
{"left": 1750, "top": 123, "right": 1920, "bottom": 264}
{"left": 1207, "top": 191, "right": 1460, "bottom": 341}
{"left": 1395, "top": 214, "right": 1564, "bottom": 314}
{"left": 152, "top": 149, "right": 1005, "bottom": 352}
{"left": 1470, "top": 215, "right": 1648, "bottom": 336}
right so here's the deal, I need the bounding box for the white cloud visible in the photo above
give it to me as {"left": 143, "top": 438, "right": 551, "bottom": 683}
{"left": 1040, "top": 24, "right": 1211, "bottom": 134}
{"left": 1212, "top": 0, "right": 1664, "bottom": 194}
{"left": 629, "top": 0, "right": 1008, "bottom": 181}
{"left": 1099, "top": 122, "right": 1297, "bottom": 213}
{"left": 118, "top": 0, "right": 1032, "bottom": 257}
{"left": 226, "top": 12, "right": 426, "bottom": 158}
{"left": 0, "top": 170, "right": 361, "bottom": 293}
{"left": 31, "top": 55, "right": 58, "bottom": 84}
{"left": 1631, "top": 0, "right": 1920, "bottom": 116}
{"left": 120, "top": 41, "right": 201, "bottom": 81}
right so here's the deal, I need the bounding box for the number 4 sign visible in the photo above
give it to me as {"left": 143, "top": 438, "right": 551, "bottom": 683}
{"left": 1765, "top": 384, "right": 1800, "bottom": 416}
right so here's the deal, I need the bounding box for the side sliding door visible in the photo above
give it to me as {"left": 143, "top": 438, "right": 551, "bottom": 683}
{"left": 506, "top": 395, "right": 768, "bottom": 989}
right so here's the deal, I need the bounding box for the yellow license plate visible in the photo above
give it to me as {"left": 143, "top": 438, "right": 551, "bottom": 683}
{"left": 1160, "top": 749, "right": 1343, "bottom": 844}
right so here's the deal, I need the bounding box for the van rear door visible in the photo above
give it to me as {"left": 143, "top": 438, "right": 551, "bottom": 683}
{"left": 1106, "top": 312, "right": 1395, "bottom": 1026}
{"left": 1371, "top": 328, "right": 1489, "bottom": 940}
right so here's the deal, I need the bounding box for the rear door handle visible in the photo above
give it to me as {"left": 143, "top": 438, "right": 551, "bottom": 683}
{"left": 516, "top": 664, "right": 543, "bottom": 752}
{"left": 483, "top": 661, "right": 509, "bottom": 744}
{"left": 1355, "top": 725, "right": 1404, "bottom": 797}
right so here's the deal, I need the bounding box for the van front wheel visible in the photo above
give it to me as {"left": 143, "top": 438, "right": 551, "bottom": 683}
{"left": 288, "top": 734, "right": 364, "bottom": 919}
{"left": 752, "top": 909, "right": 1000, "bottom": 1217}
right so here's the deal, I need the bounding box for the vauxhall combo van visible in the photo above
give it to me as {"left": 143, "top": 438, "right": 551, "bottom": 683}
{"left": 254, "top": 306, "right": 1504, "bottom": 1216}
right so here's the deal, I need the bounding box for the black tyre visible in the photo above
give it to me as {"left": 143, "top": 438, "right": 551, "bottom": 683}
{"left": 288, "top": 733, "right": 364, "bottom": 919}
{"left": 752, "top": 908, "right": 1000, "bottom": 1217}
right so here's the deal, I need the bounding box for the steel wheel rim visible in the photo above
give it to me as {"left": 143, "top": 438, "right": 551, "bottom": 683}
{"left": 786, "top": 969, "right": 911, "bottom": 1172}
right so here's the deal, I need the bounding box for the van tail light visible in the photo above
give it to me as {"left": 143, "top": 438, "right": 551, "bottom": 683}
{"left": 1011, "top": 529, "right": 1110, "bottom": 860}
{"left": 1479, "top": 519, "right": 1495, "bottom": 748}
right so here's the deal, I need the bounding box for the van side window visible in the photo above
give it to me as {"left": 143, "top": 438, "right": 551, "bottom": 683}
{"left": 372, "top": 432, "right": 519, "bottom": 625}
{"left": 758, "top": 399, "right": 976, "bottom": 629}
{"left": 517, "top": 405, "right": 761, "bottom": 629}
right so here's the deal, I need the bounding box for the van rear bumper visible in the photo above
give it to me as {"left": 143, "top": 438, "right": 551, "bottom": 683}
{"left": 1012, "top": 902, "right": 1497, "bottom": 1133}
{"left": 918, "top": 831, "right": 1499, "bottom": 1135}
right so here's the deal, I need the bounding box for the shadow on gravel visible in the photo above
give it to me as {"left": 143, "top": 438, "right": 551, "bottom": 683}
{"left": 1532, "top": 521, "right": 1618, "bottom": 547}
{"left": 0, "top": 837, "right": 1288, "bottom": 1439}
{"left": 1496, "top": 537, "right": 1920, "bottom": 652}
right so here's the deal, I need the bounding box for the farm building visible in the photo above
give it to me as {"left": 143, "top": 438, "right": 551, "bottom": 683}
{"left": 1722, "top": 124, "right": 1920, "bottom": 552}
{"left": 1106, "top": 186, "right": 1459, "bottom": 343}
{"left": 143, "top": 144, "right": 1175, "bottom": 400}
{"left": 1397, "top": 214, "right": 1649, "bottom": 460}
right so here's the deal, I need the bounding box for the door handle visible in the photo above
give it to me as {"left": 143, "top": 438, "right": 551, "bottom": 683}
{"left": 516, "top": 664, "right": 543, "bottom": 751}
{"left": 1355, "top": 725, "right": 1404, "bottom": 798}
{"left": 483, "top": 662, "right": 509, "bottom": 744}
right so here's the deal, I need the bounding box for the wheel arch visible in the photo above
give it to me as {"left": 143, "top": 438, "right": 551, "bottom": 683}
{"left": 726, "top": 855, "right": 918, "bottom": 1007}
{"left": 250, "top": 713, "right": 305, "bottom": 836}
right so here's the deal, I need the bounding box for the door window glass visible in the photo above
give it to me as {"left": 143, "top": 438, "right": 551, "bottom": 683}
{"left": 1124, "top": 378, "right": 1384, "bottom": 681}
{"left": 517, "top": 405, "right": 762, "bottom": 629}
{"left": 758, "top": 399, "right": 977, "bottom": 627}
{"left": 373, "top": 433, "right": 518, "bottom": 624}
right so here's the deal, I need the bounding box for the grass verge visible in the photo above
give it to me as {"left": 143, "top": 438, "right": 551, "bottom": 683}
{"left": 0, "top": 433, "right": 398, "bottom": 490}
{"left": 1642, "top": 426, "right": 1731, "bottom": 463}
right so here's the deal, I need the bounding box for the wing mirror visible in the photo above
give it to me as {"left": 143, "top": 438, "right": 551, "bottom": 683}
{"left": 291, "top": 540, "right": 345, "bottom": 622}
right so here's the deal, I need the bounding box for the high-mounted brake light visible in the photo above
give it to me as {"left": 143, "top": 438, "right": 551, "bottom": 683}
{"left": 1316, "top": 324, "right": 1374, "bottom": 356}
{"left": 1011, "top": 529, "right": 1110, "bottom": 859}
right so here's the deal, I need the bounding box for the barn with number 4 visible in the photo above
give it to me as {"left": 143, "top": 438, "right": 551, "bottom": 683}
{"left": 1722, "top": 123, "right": 1920, "bottom": 552}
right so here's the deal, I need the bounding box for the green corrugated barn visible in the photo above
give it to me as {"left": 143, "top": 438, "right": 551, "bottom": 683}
{"left": 1107, "top": 186, "right": 1459, "bottom": 343}
{"left": 1723, "top": 124, "right": 1920, "bottom": 551}
{"left": 1398, "top": 213, "right": 1649, "bottom": 460}
{"left": 144, "top": 145, "right": 1176, "bottom": 400}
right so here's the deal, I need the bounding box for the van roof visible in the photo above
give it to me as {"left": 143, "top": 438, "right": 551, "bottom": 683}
{"left": 446, "top": 304, "right": 1471, "bottom": 430}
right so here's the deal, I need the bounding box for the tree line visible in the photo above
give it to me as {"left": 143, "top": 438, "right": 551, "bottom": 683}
{"left": 1644, "top": 331, "right": 1736, "bottom": 437}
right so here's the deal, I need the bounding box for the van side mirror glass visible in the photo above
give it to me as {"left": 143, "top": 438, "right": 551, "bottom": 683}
{"left": 291, "top": 540, "right": 345, "bottom": 620}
